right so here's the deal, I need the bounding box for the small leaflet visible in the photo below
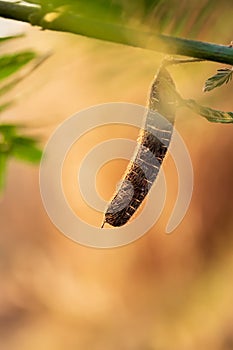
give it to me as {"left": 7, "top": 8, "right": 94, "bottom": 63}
{"left": 203, "top": 68, "right": 233, "bottom": 92}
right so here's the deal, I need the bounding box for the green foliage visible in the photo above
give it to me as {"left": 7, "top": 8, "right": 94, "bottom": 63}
{"left": 0, "top": 78, "right": 21, "bottom": 97}
{"left": 11, "top": 136, "right": 42, "bottom": 163}
{"left": 0, "top": 51, "right": 36, "bottom": 81}
{"left": 0, "top": 124, "right": 17, "bottom": 139}
{"left": 184, "top": 99, "right": 233, "bottom": 123}
{"left": 0, "top": 124, "right": 42, "bottom": 194}
{"left": 0, "top": 100, "right": 14, "bottom": 113}
{"left": 0, "top": 34, "right": 24, "bottom": 43}
{"left": 203, "top": 68, "right": 233, "bottom": 92}
{"left": 160, "top": 69, "right": 233, "bottom": 124}
{"left": 0, "top": 35, "right": 44, "bottom": 195}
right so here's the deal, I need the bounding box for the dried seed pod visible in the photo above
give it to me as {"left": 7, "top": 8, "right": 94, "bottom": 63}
{"left": 102, "top": 66, "right": 176, "bottom": 227}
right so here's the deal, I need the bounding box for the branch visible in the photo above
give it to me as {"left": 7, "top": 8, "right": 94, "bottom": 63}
{"left": 0, "top": 1, "right": 233, "bottom": 65}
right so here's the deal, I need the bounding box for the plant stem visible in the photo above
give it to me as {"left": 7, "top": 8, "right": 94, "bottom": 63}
{"left": 0, "top": 1, "right": 233, "bottom": 65}
{"left": 0, "top": 1, "right": 39, "bottom": 22}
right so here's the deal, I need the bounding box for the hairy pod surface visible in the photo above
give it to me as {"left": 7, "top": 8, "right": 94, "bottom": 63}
{"left": 102, "top": 67, "right": 176, "bottom": 227}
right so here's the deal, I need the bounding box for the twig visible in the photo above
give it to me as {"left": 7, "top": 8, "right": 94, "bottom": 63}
{"left": 0, "top": 1, "right": 232, "bottom": 65}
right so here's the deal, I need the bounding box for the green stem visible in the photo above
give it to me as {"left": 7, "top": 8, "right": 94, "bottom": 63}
{"left": 0, "top": 1, "right": 233, "bottom": 65}
{"left": 0, "top": 0, "right": 40, "bottom": 22}
{"left": 161, "top": 75, "right": 233, "bottom": 123}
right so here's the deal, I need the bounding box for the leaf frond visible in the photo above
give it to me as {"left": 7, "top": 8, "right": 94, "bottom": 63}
{"left": 203, "top": 68, "right": 233, "bottom": 92}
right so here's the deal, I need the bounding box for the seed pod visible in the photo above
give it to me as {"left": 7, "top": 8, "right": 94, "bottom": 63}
{"left": 102, "top": 66, "right": 176, "bottom": 227}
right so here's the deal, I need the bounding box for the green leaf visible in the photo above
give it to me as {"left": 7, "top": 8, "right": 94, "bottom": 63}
{"left": 0, "top": 100, "right": 14, "bottom": 113}
{"left": 0, "top": 123, "right": 17, "bottom": 138}
{"left": 0, "top": 78, "right": 21, "bottom": 97}
{"left": 0, "top": 53, "right": 50, "bottom": 98}
{"left": 0, "top": 34, "right": 24, "bottom": 44}
{"left": 160, "top": 71, "right": 233, "bottom": 123}
{"left": 12, "top": 137, "right": 42, "bottom": 164}
{"left": 184, "top": 99, "right": 233, "bottom": 123}
{"left": 0, "top": 152, "right": 8, "bottom": 193}
{"left": 0, "top": 125, "right": 42, "bottom": 164}
{"left": 12, "top": 135, "right": 38, "bottom": 146}
{"left": 0, "top": 51, "right": 37, "bottom": 81}
{"left": 203, "top": 68, "right": 233, "bottom": 92}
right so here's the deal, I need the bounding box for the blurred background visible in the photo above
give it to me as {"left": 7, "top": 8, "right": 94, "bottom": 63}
{"left": 0, "top": 1, "right": 233, "bottom": 349}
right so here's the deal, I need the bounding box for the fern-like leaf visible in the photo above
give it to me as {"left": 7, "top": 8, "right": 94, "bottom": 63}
{"left": 161, "top": 70, "right": 233, "bottom": 123}
{"left": 184, "top": 99, "right": 233, "bottom": 123}
{"left": 203, "top": 68, "right": 233, "bottom": 92}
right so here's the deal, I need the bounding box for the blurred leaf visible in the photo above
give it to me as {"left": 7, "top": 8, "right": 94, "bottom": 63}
{"left": 0, "top": 152, "right": 8, "bottom": 193}
{"left": 12, "top": 137, "right": 42, "bottom": 163}
{"left": 0, "top": 100, "right": 14, "bottom": 113}
{"left": 0, "top": 31, "right": 46, "bottom": 196}
{"left": 0, "top": 124, "right": 42, "bottom": 165}
{"left": 0, "top": 34, "right": 24, "bottom": 44}
{"left": 204, "top": 68, "right": 233, "bottom": 92}
{"left": 0, "top": 53, "right": 51, "bottom": 98}
{"left": 0, "top": 78, "right": 19, "bottom": 97}
{"left": 0, "top": 51, "right": 37, "bottom": 81}
{"left": 12, "top": 135, "right": 38, "bottom": 146}
{"left": 0, "top": 124, "right": 17, "bottom": 138}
